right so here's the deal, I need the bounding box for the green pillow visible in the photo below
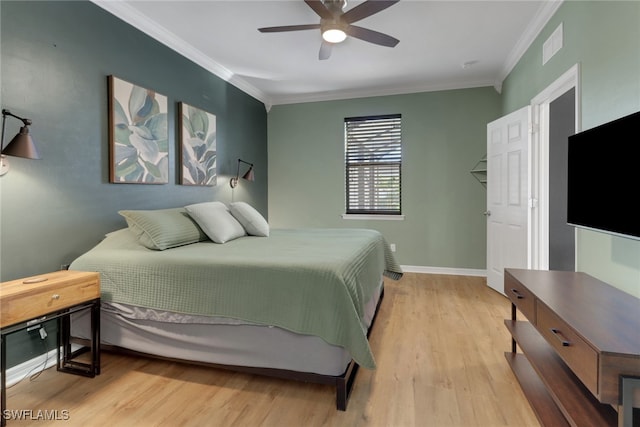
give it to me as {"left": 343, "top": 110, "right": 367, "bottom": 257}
{"left": 119, "top": 208, "right": 207, "bottom": 250}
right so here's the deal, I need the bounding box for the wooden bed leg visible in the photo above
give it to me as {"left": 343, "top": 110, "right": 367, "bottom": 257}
{"left": 336, "top": 360, "right": 360, "bottom": 410}
{"left": 336, "top": 284, "right": 384, "bottom": 410}
{"left": 336, "top": 378, "right": 348, "bottom": 411}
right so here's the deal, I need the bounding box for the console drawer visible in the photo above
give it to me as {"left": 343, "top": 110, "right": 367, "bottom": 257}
{"left": 504, "top": 271, "right": 536, "bottom": 322}
{"left": 536, "top": 302, "right": 599, "bottom": 395}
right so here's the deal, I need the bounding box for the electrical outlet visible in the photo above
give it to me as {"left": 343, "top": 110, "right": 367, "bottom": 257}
{"left": 26, "top": 316, "right": 47, "bottom": 333}
{"left": 390, "top": 243, "right": 396, "bottom": 252}
{"left": 60, "top": 264, "right": 70, "bottom": 270}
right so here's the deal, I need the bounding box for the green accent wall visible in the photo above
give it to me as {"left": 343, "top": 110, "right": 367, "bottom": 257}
{"left": 268, "top": 88, "right": 501, "bottom": 269}
{"left": 500, "top": 1, "right": 640, "bottom": 296}
{"left": 0, "top": 1, "right": 267, "bottom": 367}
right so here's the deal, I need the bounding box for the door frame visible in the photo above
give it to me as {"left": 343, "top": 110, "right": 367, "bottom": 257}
{"left": 528, "top": 64, "right": 581, "bottom": 270}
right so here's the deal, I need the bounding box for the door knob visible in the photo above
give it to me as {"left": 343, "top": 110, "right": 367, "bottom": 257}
{"left": 484, "top": 211, "right": 491, "bottom": 216}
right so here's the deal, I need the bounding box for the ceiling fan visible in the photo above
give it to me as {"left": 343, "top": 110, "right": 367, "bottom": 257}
{"left": 258, "top": 0, "right": 400, "bottom": 60}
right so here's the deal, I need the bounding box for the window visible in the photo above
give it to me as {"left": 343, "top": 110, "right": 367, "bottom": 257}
{"left": 345, "top": 114, "right": 401, "bottom": 215}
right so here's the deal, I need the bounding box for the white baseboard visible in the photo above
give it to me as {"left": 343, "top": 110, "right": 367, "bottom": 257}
{"left": 4, "top": 343, "right": 85, "bottom": 388}
{"left": 4, "top": 348, "right": 58, "bottom": 388}
{"left": 400, "top": 265, "right": 487, "bottom": 277}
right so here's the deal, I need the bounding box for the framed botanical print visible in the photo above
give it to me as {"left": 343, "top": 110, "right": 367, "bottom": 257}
{"left": 108, "top": 75, "right": 168, "bottom": 184}
{"left": 179, "top": 102, "right": 217, "bottom": 186}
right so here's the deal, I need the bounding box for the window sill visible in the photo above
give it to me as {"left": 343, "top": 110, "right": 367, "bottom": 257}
{"left": 341, "top": 214, "right": 405, "bottom": 221}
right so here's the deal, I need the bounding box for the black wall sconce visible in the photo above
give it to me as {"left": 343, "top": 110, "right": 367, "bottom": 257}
{"left": 1, "top": 108, "right": 40, "bottom": 176}
{"left": 229, "top": 159, "right": 254, "bottom": 188}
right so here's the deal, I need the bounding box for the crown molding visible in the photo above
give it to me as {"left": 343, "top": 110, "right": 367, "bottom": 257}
{"left": 91, "top": 0, "right": 272, "bottom": 107}
{"left": 269, "top": 78, "right": 498, "bottom": 106}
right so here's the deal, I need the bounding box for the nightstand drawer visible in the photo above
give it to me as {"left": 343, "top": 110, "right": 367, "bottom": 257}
{"left": 0, "top": 271, "right": 99, "bottom": 328}
{"left": 537, "top": 301, "right": 599, "bottom": 395}
{"left": 505, "top": 271, "right": 536, "bottom": 322}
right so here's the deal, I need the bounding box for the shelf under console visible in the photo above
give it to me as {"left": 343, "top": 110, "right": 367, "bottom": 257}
{"left": 505, "top": 320, "right": 617, "bottom": 426}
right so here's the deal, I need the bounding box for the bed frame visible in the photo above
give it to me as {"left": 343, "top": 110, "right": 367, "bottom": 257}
{"left": 76, "top": 287, "right": 384, "bottom": 411}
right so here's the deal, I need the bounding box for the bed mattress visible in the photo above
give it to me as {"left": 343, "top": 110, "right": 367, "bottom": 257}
{"left": 71, "top": 280, "right": 383, "bottom": 376}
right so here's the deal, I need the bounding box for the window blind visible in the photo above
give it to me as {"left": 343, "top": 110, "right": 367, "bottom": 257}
{"left": 345, "top": 114, "right": 401, "bottom": 215}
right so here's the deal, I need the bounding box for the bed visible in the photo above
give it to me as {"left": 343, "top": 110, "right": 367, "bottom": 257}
{"left": 69, "top": 204, "right": 402, "bottom": 410}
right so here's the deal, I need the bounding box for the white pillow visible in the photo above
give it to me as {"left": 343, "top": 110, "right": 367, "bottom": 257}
{"left": 229, "top": 202, "right": 270, "bottom": 237}
{"left": 185, "top": 202, "right": 246, "bottom": 243}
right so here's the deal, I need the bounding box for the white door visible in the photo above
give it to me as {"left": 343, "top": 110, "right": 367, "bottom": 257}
{"left": 486, "top": 106, "right": 531, "bottom": 294}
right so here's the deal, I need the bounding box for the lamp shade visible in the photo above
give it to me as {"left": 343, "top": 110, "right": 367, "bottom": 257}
{"left": 2, "top": 126, "right": 40, "bottom": 159}
{"left": 229, "top": 159, "right": 255, "bottom": 188}
{"left": 242, "top": 166, "right": 255, "bottom": 182}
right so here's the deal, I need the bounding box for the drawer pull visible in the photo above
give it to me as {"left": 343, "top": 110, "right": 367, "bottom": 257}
{"left": 51, "top": 294, "right": 60, "bottom": 300}
{"left": 510, "top": 288, "right": 524, "bottom": 299}
{"left": 550, "top": 328, "right": 571, "bottom": 346}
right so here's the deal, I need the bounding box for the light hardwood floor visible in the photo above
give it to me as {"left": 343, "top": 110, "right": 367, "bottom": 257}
{"left": 6, "top": 273, "right": 539, "bottom": 426}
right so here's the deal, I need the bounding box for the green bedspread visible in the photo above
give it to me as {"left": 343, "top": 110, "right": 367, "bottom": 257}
{"left": 70, "top": 228, "right": 403, "bottom": 369}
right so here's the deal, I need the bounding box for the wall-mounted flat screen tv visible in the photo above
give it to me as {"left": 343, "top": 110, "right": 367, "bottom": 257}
{"left": 567, "top": 110, "right": 640, "bottom": 240}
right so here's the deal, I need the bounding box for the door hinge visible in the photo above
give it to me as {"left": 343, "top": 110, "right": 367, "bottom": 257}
{"left": 529, "top": 123, "right": 540, "bottom": 134}
{"left": 528, "top": 198, "right": 538, "bottom": 209}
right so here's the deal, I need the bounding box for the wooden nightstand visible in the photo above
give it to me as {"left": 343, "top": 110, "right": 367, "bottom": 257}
{"left": 0, "top": 270, "right": 100, "bottom": 426}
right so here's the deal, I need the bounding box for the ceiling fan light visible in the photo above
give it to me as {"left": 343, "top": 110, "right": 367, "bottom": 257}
{"left": 322, "top": 28, "right": 347, "bottom": 43}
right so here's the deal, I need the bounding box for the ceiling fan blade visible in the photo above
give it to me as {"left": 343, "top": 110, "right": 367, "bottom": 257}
{"left": 319, "top": 41, "right": 332, "bottom": 60}
{"left": 259, "top": 24, "right": 321, "bottom": 33}
{"left": 341, "top": 0, "right": 399, "bottom": 24}
{"left": 304, "top": 0, "right": 334, "bottom": 20}
{"left": 346, "top": 25, "right": 399, "bottom": 47}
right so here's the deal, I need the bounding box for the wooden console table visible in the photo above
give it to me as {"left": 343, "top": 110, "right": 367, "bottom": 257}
{"left": 504, "top": 268, "right": 640, "bottom": 427}
{"left": 0, "top": 270, "right": 100, "bottom": 426}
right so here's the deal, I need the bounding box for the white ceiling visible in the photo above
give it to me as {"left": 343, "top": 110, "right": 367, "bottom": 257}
{"left": 93, "top": 0, "right": 562, "bottom": 108}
